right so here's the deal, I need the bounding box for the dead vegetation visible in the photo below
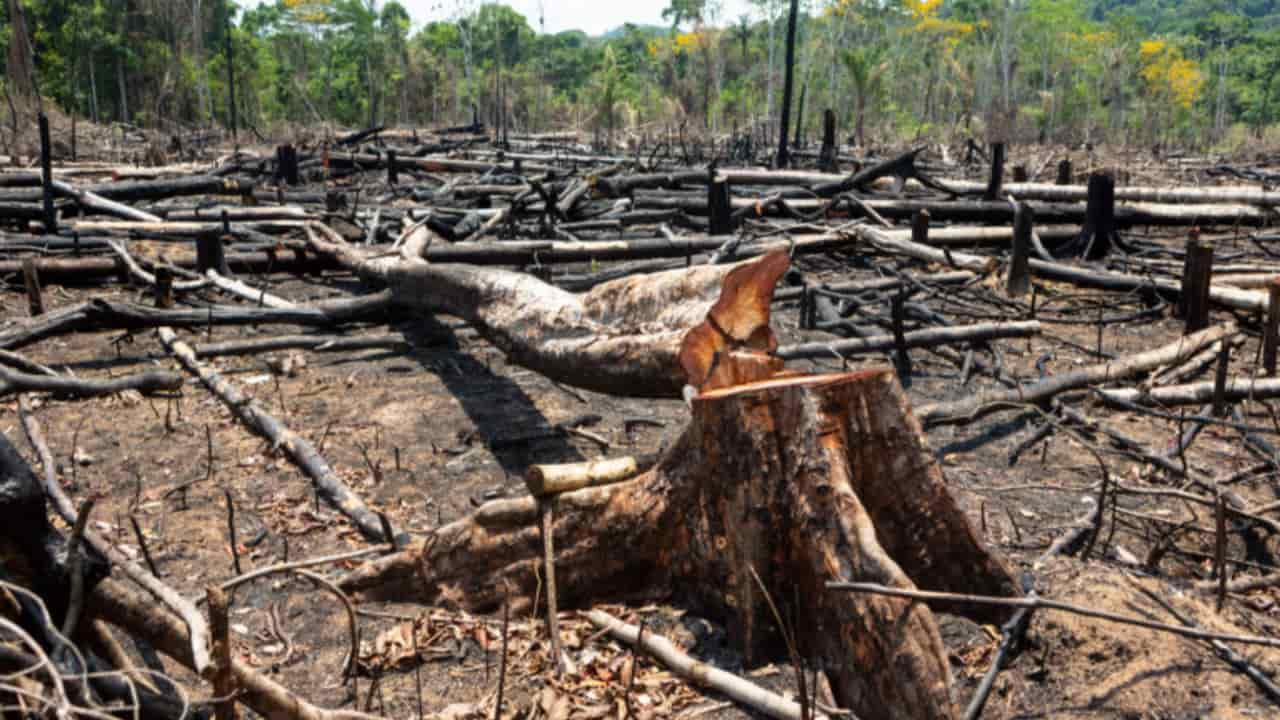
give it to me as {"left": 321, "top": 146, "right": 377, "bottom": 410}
{"left": 5, "top": 120, "right": 1280, "bottom": 720}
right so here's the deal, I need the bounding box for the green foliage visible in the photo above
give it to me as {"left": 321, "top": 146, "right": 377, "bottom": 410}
{"left": 4, "top": 0, "right": 1280, "bottom": 145}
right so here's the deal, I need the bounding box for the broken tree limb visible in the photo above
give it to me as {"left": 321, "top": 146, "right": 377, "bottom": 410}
{"left": 586, "top": 609, "right": 827, "bottom": 720}
{"left": 916, "top": 323, "right": 1238, "bottom": 426}
{"left": 190, "top": 333, "right": 411, "bottom": 359}
{"left": 157, "top": 327, "right": 390, "bottom": 543}
{"left": 305, "top": 222, "right": 742, "bottom": 397}
{"left": 203, "top": 269, "right": 297, "bottom": 309}
{"left": 50, "top": 179, "right": 162, "bottom": 222}
{"left": 1097, "top": 377, "right": 1280, "bottom": 407}
{"left": 776, "top": 321, "right": 1040, "bottom": 361}
{"left": 0, "top": 365, "right": 183, "bottom": 398}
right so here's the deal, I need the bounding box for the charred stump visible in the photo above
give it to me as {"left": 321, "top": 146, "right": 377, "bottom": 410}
{"left": 1077, "top": 170, "right": 1119, "bottom": 260}
{"left": 818, "top": 109, "right": 838, "bottom": 173}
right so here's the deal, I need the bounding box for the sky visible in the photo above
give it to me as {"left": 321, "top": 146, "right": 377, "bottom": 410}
{"left": 250, "top": 0, "right": 760, "bottom": 37}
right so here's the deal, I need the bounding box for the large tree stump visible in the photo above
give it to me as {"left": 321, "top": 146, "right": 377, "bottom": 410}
{"left": 339, "top": 250, "right": 1018, "bottom": 719}
{"left": 344, "top": 373, "right": 1016, "bottom": 719}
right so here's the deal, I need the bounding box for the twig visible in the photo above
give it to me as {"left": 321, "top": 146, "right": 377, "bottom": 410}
{"left": 129, "top": 515, "right": 162, "bottom": 577}
{"left": 292, "top": 570, "right": 359, "bottom": 680}
{"left": 494, "top": 585, "right": 510, "bottom": 720}
{"left": 749, "top": 565, "right": 810, "bottom": 720}
{"left": 1127, "top": 577, "right": 1280, "bottom": 707}
{"left": 216, "top": 547, "right": 383, "bottom": 594}
{"left": 539, "top": 498, "right": 566, "bottom": 674}
{"left": 59, "top": 499, "right": 95, "bottom": 639}
{"left": 624, "top": 616, "right": 647, "bottom": 720}
{"left": 225, "top": 490, "right": 242, "bottom": 575}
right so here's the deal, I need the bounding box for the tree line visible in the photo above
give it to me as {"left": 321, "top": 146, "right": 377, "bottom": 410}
{"left": 4, "top": 0, "right": 1280, "bottom": 149}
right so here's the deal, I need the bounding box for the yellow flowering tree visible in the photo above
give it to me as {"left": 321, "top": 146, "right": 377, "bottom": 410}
{"left": 1137, "top": 38, "right": 1205, "bottom": 139}
{"left": 1139, "top": 40, "right": 1205, "bottom": 111}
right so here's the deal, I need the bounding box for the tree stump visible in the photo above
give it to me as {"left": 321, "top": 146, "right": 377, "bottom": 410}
{"left": 347, "top": 369, "right": 1017, "bottom": 719}
{"left": 340, "top": 251, "right": 1018, "bottom": 719}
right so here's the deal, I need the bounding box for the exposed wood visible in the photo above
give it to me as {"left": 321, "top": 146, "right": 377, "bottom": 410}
{"left": 524, "top": 454, "right": 658, "bottom": 497}
{"left": 305, "top": 223, "right": 747, "bottom": 397}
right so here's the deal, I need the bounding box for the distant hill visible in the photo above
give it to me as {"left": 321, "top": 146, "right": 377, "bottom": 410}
{"left": 599, "top": 23, "right": 668, "bottom": 40}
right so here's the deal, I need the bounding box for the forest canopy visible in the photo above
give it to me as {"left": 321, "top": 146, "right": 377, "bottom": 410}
{"left": 3, "top": 0, "right": 1280, "bottom": 148}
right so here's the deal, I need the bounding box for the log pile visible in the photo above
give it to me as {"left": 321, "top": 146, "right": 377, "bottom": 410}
{"left": 5, "top": 125, "right": 1280, "bottom": 720}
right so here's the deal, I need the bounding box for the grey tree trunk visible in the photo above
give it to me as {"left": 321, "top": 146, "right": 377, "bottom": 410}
{"left": 6, "top": 0, "right": 36, "bottom": 99}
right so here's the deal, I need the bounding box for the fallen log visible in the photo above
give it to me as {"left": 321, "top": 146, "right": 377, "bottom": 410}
{"left": 0, "top": 366, "right": 182, "bottom": 398}
{"left": 0, "top": 249, "right": 338, "bottom": 285}
{"left": 851, "top": 225, "right": 1273, "bottom": 312}
{"left": 916, "top": 323, "right": 1237, "bottom": 426}
{"left": 942, "top": 178, "right": 1280, "bottom": 207}
{"left": 634, "top": 193, "right": 1276, "bottom": 227}
{"left": 0, "top": 293, "right": 391, "bottom": 351}
{"left": 0, "top": 175, "right": 252, "bottom": 203}
{"left": 339, "top": 251, "right": 1019, "bottom": 719}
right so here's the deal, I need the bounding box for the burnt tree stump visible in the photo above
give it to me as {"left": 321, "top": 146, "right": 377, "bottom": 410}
{"left": 342, "top": 252, "right": 1019, "bottom": 720}
{"left": 1078, "top": 170, "right": 1118, "bottom": 260}
{"left": 818, "top": 109, "right": 838, "bottom": 172}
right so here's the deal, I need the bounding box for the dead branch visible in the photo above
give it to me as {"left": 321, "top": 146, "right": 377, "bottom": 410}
{"left": 157, "top": 326, "right": 389, "bottom": 542}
